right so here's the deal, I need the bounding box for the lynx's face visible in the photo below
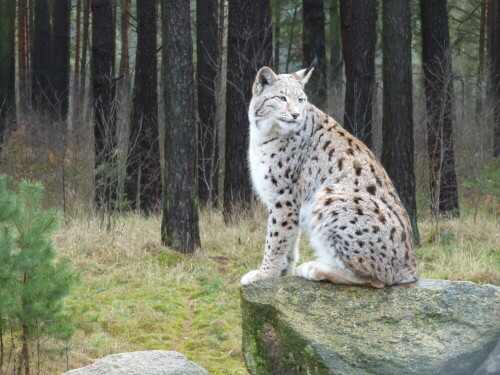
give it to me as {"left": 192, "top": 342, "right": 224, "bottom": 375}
{"left": 249, "top": 66, "right": 314, "bottom": 135}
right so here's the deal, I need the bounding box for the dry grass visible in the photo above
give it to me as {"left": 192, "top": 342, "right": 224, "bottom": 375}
{"left": 31, "top": 205, "right": 498, "bottom": 374}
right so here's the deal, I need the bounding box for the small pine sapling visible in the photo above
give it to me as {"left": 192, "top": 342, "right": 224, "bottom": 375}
{"left": 0, "top": 175, "right": 78, "bottom": 375}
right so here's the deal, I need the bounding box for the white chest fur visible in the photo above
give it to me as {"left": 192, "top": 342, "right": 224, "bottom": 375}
{"left": 248, "top": 134, "right": 275, "bottom": 207}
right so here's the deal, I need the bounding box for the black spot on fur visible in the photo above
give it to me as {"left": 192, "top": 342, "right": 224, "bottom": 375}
{"left": 322, "top": 140, "right": 331, "bottom": 151}
{"left": 367, "top": 185, "right": 376, "bottom": 195}
{"left": 372, "top": 225, "right": 380, "bottom": 233}
{"left": 275, "top": 202, "right": 282, "bottom": 209}
{"left": 337, "top": 158, "right": 344, "bottom": 170}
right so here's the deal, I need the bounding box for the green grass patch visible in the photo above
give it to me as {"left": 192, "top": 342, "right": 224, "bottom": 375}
{"left": 42, "top": 206, "right": 499, "bottom": 374}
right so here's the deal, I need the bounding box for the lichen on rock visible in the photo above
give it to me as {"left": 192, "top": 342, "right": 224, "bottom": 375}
{"left": 241, "top": 277, "right": 500, "bottom": 375}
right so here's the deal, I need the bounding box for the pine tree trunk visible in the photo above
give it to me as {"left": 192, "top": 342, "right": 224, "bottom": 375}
{"left": 224, "top": 0, "right": 272, "bottom": 220}
{"left": 340, "top": 0, "right": 376, "bottom": 148}
{"left": 420, "top": 0, "right": 459, "bottom": 217}
{"left": 21, "top": 324, "right": 29, "bottom": 375}
{"left": 491, "top": 0, "right": 500, "bottom": 157}
{"left": 161, "top": 0, "right": 201, "bottom": 253}
{"left": 274, "top": 0, "right": 281, "bottom": 72}
{"left": 0, "top": 0, "right": 15, "bottom": 162}
{"left": 381, "top": 0, "right": 419, "bottom": 246}
{"left": 51, "top": 0, "right": 71, "bottom": 122}
{"left": 196, "top": 0, "right": 219, "bottom": 206}
{"left": 91, "top": 0, "right": 117, "bottom": 209}
{"left": 31, "top": 0, "right": 53, "bottom": 113}
{"left": 329, "top": 0, "right": 342, "bottom": 94}
{"left": 302, "top": 0, "right": 327, "bottom": 109}
{"left": 72, "top": 0, "right": 82, "bottom": 128}
{"left": 285, "top": 3, "right": 299, "bottom": 72}
{"left": 79, "top": 0, "right": 90, "bottom": 118}
{"left": 17, "top": 0, "right": 29, "bottom": 114}
{"left": 126, "top": 0, "right": 160, "bottom": 214}
{"left": 116, "top": 0, "right": 131, "bottom": 210}
{"left": 476, "top": 0, "right": 486, "bottom": 122}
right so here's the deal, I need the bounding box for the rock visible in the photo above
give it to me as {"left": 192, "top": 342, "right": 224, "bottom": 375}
{"left": 473, "top": 341, "right": 500, "bottom": 375}
{"left": 63, "top": 351, "right": 209, "bottom": 375}
{"left": 241, "top": 277, "right": 500, "bottom": 375}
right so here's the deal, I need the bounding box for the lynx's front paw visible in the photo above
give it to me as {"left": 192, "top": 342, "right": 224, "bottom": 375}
{"left": 241, "top": 270, "right": 269, "bottom": 285}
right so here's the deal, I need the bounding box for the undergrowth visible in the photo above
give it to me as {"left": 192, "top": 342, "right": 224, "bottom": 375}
{"left": 41, "top": 205, "right": 499, "bottom": 374}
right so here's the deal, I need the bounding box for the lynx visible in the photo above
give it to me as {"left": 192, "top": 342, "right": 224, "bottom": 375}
{"left": 241, "top": 64, "right": 418, "bottom": 288}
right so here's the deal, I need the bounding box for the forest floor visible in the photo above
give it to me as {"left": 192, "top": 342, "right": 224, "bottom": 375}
{"left": 41, "top": 203, "right": 499, "bottom": 374}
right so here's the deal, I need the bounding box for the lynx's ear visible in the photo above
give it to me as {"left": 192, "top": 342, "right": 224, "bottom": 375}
{"left": 254, "top": 66, "right": 278, "bottom": 95}
{"left": 293, "top": 57, "right": 317, "bottom": 86}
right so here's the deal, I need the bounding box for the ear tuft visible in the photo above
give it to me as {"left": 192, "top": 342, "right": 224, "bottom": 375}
{"left": 254, "top": 66, "right": 278, "bottom": 95}
{"left": 292, "top": 57, "right": 318, "bottom": 86}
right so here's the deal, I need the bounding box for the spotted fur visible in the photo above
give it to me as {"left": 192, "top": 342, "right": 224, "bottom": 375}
{"left": 241, "top": 66, "right": 418, "bottom": 288}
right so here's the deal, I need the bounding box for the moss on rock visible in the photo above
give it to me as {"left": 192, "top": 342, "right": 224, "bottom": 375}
{"left": 241, "top": 277, "right": 500, "bottom": 375}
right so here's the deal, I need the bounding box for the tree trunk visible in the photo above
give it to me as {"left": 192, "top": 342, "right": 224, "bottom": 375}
{"left": 476, "top": 0, "right": 486, "bottom": 122}
{"left": 51, "top": 0, "right": 71, "bottom": 122}
{"left": 329, "top": 0, "right": 342, "bottom": 93}
{"left": 0, "top": 0, "right": 15, "bottom": 162}
{"left": 340, "top": 0, "right": 376, "bottom": 148}
{"left": 224, "top": 0, "right": 272, "bottom": 220}
{"left": 285, "top": 3, "right": 299, "bottom": 73}
{"left": 491, "top": 0, "right": 500, "bottom": 157}
{"left": 126, "top": 0, "right": 161, "bottom": 214}
{"left": 274, "top": 0, "right": 281, "bottom": 72}
{"left": 91, "top": 0, "right": 117, "bottom": 209}
{"left": 196, "top": 0, "right": 219, "bottom": 206}
{"left": 79, "top": 0, "right": 90, "bottom": 118}
{"left": 420, "top": 0, "right": 459, "bottom": 217}
{"left": 381, "top": 0, "right": 419, "bottom": 246}
{"left": 302, "top": 0, "right": 327, "bottom": 109}
{"left": 161, "top": 0, "right": 201, "bottom": 253}
{"left": 116, "top": 0, "right": 131, "bottom": 210}
{"left": 72, "top": 0, "right": 81, "bottom": 128}
{"left": 21, "top": 324, "right": 29, "bottom": 375}
{"left": 17, "top": 0, "right": 29, "bottom": 114}
{"left": 31, "top": 0, "right": 53, "bottom": 113}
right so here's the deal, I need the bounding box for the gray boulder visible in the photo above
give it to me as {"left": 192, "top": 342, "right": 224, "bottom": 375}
{"left": 63, "top": 351, "right": 209, "bottom": 375}
{"left": 241, "top": 277, "right": 500, "bottom": 375}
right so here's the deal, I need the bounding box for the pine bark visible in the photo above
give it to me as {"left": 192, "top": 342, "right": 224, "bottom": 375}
{"left": 329, "top": 0, "right": 342, "bottom": 92}
{"left": 17, "top": 0, "right": 29, "bottom": 113}
{"left": 420, "top": 0, "right": 459, "bottom": 217}
{"left": 196, "top": 0, "right": 219, "bottom": 206}
{"left": 72, "top": 0, "right": 82, "bottom": 127}
{"left": 491, "top": 0, "right": 500, "bottom": 157}
{"left": 126, "top": 0, "right": 161, "bottom": 214}
{"left": 79, "top": 0, "right": 90, "bottom": 115}
{"left": 381, "top": 0, "right": 419, "bottom": 245}
{"left": 0, "top": 0, "right": 16, "bottom": 162}
{"left": 91, "top": 0, "right": 117, "bottom": 209}
{"left": 224, "top": 0, "right": 272, "bottom": 220}
{"left": 31, "top": 0, "right": 53, "bottom": 113}
{"left": 340, "top": 0, "right": 376, "bottom": 148}
{"left": 51, "top": 0, "right": 71, "bottom": 122}
{"left": 274, "top": 0, "right": 281, "bottom": 72}
{"left": 161, "top": 0, "right": 201, "bottom": 253}
{"left": 302, "top": 0, "right": 327, "bottom": 109}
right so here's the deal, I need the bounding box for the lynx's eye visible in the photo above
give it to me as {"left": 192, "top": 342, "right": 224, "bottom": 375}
{"left": 298, "top": 98, "right": 305, "bottom": 103}
{"left": 277, "top": 96, "right": 287, "bottom": 102}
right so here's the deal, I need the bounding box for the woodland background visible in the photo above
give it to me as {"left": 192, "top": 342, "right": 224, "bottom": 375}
{"left": 0, "top": 0, "right": 499, "bottom": 374}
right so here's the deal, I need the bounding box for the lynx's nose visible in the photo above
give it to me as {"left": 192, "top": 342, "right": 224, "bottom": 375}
{"left": 291, "top": 113, "right": 299, "bottom": 120}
